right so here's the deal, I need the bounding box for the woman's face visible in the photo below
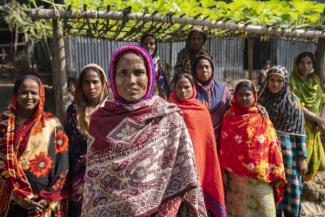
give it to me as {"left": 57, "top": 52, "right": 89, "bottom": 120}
{"left": 195, "top": 59, "right": 213, "bottom": 84}
{"left": 16, "top": 78, "right": 40, "bottom": 112}
{"left": 81, "top": 70, "right": 103, "bottom": 103}
{"left": 189, "top": 32, "right": 204, "bottom": 51}
{"left": 297, "top": 56, "right": 313, "bottom": 78}
{"left": 236, "top": 87, "right": 255, "bottom": 108}
{"left": 267, "top": 74, "right": 284, "bottom": 94}
{"left": 141, "top": 36, "right": 156, "bottom": 56}
{"left": 115, "top": 53, "right": 148, "bottom": 102}
{"left": 175, "top": 77, "right": 193, "bottom": 100}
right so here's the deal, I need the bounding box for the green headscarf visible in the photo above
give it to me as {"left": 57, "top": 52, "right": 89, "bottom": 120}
{"left": 289, "top": 52, "right": 325, "bottom": 181}
{"left": 289, "top": 53, "right": 325, "bottom": 115}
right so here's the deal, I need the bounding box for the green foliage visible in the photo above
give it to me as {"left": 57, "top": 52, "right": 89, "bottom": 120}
{"left": 0, "top": 0, "right": 324, "bottom": 41}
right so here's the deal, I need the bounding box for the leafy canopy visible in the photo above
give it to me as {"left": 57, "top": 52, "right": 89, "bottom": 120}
{"left": 1, "top": 0, "right": 324, "bottom": 41}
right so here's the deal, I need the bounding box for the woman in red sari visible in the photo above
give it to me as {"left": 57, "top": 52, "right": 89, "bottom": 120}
{"left": 219, "top": 80, "right": 285, "bottom": 217}
{"left": 0, "top": 74, "right": 69, "bottom": 217}
{"left": 82, "top": 45, "right": 207, "bottom": 217}
{"left": 168, "top": 73, "right": 226, "bottom": 217}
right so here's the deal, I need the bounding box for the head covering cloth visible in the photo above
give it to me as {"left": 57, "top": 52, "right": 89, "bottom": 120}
{"left": 258, "top": 65, "right": 305, "bottom": 135}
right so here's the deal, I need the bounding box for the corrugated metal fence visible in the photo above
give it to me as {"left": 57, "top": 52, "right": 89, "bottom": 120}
{"left": 65, "top": 36, "right": 317, "bottom": 82}
{"left": 65, "top": 36, "right": 245, "bottom": 81}
{"left": 271, "top": 39, "right": 316, "bottom": 72}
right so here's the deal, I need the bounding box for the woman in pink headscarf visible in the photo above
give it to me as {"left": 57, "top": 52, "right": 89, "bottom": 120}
{"left": 81, "top": 45, "right": 208, "bottom": 217}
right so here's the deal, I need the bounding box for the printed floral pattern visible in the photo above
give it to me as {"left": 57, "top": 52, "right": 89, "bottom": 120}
{"left": 234, "top": 135, "right": 243, "bottom": 144}
{"left": 28, "top": 152, "right": 53, "bottom": 177}
{"left": 52, "top": 170, "right": 68, "bottom": 191}
{"left": 55, "top": 130, "right": 68, "bottom": 154}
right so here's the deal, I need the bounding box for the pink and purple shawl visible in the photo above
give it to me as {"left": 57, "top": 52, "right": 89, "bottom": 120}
{"left": 82, "top": 45, "right": 208, "bottom": 217}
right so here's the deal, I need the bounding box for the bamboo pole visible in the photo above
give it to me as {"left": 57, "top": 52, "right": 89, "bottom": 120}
{"left": 52, "top": 19, "right": 68, "bottom": 120}
{"left": 315, "top": 38, "right": 325, "bottom": 87}
{"left": 248, "top": 38, "right": 254, "bottom": 80}
{"left": 31, "top": 8, "right": 325, "bottom": 39}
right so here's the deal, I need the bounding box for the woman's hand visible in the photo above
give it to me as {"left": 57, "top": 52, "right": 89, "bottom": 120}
{"left": 315, "top": 117, "right": 325, "bottom": 131}
{"left": 17, "top": 197, "right": 46, "bottom": 214}
{"left": 298, "top": 158, "right": 308, "bottom": 175}
{"left": 257, "top": 104, "right": 269, "bottom": 118}
{"left": 27, "top": 199, "right": 48, "bottom": 215}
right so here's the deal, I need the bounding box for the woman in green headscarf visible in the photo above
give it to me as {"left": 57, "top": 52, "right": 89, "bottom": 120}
{"left": 289, "top": 51, "right": 325, "bottom": 181}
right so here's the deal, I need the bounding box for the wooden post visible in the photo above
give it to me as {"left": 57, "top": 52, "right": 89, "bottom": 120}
{"left": 52, "top": 19, "right": 68, "bottom": 120}
{"left": 169, "top": 41, "right": 173, "bottom": 77}
{"left": 315, "top": 38, "right": 325, "bottom": 88}
{"left": 248, "top": 38, "right": 253, "bottom": 80}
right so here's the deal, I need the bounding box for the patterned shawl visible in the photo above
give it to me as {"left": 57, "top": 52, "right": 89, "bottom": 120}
{"left": 0, "top": 76, "right": 69, "bottom": 217}
{"left": 168, "top": 87, "right": 226, "bottom": 217}
{"left": 258, "top": 65, "right": 305, "bottom": 135}
{"left": 82, "top": 45, "right": 207, "bottom": 217}
{"left": 219, "top": 81, "right": 286, "bottom": 205}
{"left": 64, "top": 103, "right": 87, "bottom": 208}
{"left": 74, "top": 63, "right": 110, "bottom": 138}
{"left": 289, "top": 59, "right": 325, "bottom": 115}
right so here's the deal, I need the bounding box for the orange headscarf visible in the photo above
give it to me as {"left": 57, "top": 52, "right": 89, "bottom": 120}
{"left": 219, "top": 80, "right": 286, "bottom": 205}
{"left": 169, "top": 85, "right": 226, "bottom": 217}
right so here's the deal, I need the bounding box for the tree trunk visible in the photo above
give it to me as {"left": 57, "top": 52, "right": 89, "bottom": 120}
{"left": 52, "top": 19, "right": 68, "bottom": 121}
{"left": 315, "top": 38, "right": 325, "bottom": 88}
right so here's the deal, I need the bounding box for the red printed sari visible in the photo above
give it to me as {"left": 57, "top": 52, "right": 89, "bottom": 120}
{"left": 219, "top": 83, "right": 286, "bottom": 206}
{"left": 0, "top": 78, "right": 69, "bottom": 217}
{"left": 168, "top": 88, "right": 226, "bottom": 217}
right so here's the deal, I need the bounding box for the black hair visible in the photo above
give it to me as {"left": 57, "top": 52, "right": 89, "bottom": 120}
{"left": 68, "top": 77, "right": 77, "bottom": 86}
{"left": 186, "top": 29, "right": 207, "bottom": 48}
{"left": 140, "top": 33, "right": 156, "bottom": 44}
{"left": 296, "top": 51, "right": 315, "bottom": 66}
{"left": 263, "top": 60, "right": 271, "bottom": 65}
{"left": 13, "top": 74, "right": 40, "bottom": 95}
{"left": 192, "top": 55, "right": 214, "bottom": 73}
{"left": 140, "top": 33, "right": 157, "bottom": 57}
{"left": 173, "top": 73, "right": 195, "bottom": 86}
{"left": 234, "top": 80, "right": 255, "bottom": 95}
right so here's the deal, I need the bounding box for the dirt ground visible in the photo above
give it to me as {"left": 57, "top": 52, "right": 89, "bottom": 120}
{"left": 302, "top": 171, "right": 325, "bottom": 217}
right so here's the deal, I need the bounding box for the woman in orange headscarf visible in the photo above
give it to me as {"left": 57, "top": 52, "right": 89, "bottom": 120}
{"left": 169, "top": 73, "right": 226, "bottom": 217}
{"left": 219, "top": 80, "right": 286, "bottom": 217}
{"left": 0, "top": 74, "right": 69, "bottom": 217}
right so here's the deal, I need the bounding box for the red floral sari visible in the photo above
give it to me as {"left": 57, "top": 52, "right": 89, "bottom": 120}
{"left": 219, "top": 84, "right": 286, "bottom": 205}
{"left": 0, "top": 78, "right": 69, "bottom": 217}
